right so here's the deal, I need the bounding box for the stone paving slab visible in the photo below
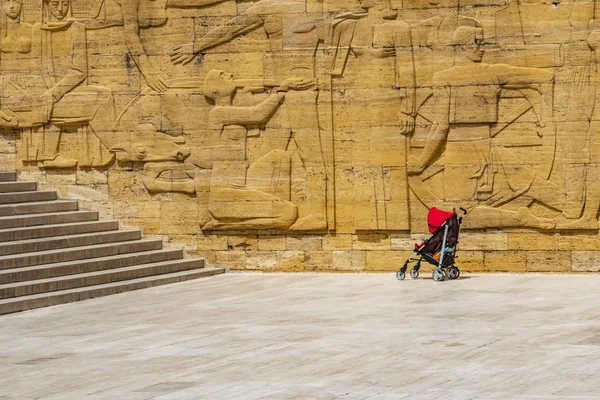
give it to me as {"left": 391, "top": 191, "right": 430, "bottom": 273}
{"left": 1, "top": 273, "right": 600, "bottom": 399}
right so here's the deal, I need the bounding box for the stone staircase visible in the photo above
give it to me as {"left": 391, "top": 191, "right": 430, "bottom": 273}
{"left": 0, "top": 171, "right": 225, "bottom": 315}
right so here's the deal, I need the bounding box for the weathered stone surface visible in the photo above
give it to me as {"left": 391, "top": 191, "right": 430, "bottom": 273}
{"left": 484, "top": 251, "right": 527, "bottom": 272}
{"left": 572, "top": 251, "right": 600, "bottom": 272}
{"left": 2, "top": 0, "right": 600, "bottom": 271}
{"left": 527, "top": 251, "right": 571, "bottom": 272}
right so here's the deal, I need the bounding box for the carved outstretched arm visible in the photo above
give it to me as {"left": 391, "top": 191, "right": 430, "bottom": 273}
{"left": 121, "top": 0, "right": 167, "bottom": 92}
{"left": 497, "top": 65, "right": 554, "bottom": 126}
{"left": 209, "top": 92, "right": 286, "bottom": 128}
{"left": 167, "top": 0, "right": 227, "bottom": 7}
{"left": 171, "top": 12, "right": 264, "bottom": 65}
{"left": 194, "top": 14, "right": 265, "bottom": 54}
{"left": 47, "top": 22, "right": 87, "bottom": 102}
{"left": 407, "top": 85, "right": 450, "bottom": 175}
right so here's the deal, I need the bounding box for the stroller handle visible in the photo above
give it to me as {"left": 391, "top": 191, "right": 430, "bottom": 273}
{"left": 459, "top": 207, "right": 467, "bottom": 216}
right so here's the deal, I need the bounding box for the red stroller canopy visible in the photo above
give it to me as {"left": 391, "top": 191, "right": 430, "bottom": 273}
{"left": 427, "top": 207, "right": 455, "bottom": 233}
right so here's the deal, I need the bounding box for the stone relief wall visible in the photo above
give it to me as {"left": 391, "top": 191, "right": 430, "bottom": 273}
{"left": 2, "top": 0, "right": 600, "bottom": 271}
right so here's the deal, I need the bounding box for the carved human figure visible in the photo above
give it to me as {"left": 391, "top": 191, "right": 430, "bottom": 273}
{"left": 170, "top": 1, "right": 360, "bottom": 230}
{"left": 18, "top": 0, "right": 116, "bottom": 168}
{"left": 576, "top": 20, "right": 600, "bottom": 228}
{"left": 184, "top": 70, "right": 314, "bottom": 230}
{"left": 351, "top": 0, "right": 415, "bottom": 133}
{"left": 170, "top": 0, "right": 301, "bottom": 63}
{"left": 0, "top": 0, "right": 42, "bottom": 130}
{"left": 83, "top": 0, "right": 168, "bottom": 93}
{"left": 408, "top": 21, "right": 566, "bottom": 229}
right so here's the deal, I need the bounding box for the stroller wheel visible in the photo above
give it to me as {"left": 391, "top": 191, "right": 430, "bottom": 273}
{"left": 447, "top": 266, "right": 460, "bottom": 280}
{"left": 410, "top": 268, "right": 419, "bottom": 279}
{"left": 432, "top": 268, "right": 445, "bottom": 282}
{"left": 396, "top": 270, "right": 406, "bottom": 280}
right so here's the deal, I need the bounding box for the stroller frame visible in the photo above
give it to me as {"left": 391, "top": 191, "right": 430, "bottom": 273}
{"left": 397, "top": 207, "right": 467, "bottom": 282}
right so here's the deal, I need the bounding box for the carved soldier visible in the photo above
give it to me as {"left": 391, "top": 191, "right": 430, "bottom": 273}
{"left": 184, "top": 70, "right": 315, "bottom": 230}
{"left": 408, "top": 21, "right": 566, "bottom": 229}
{"left": 83, "top": 0, "right": 168, "bottom": 93}
{"left": 170, "top": 0, "right": 362, "bottom": 230}
{"left": 18, "top": 0, "right": 116, "bottom": 168}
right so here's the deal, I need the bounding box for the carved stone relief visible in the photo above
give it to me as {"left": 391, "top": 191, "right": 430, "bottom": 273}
{"left": 2, "top": 0, "right": 600, "bottom": 241}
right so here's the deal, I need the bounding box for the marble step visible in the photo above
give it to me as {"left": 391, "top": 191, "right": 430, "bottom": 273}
{"left": 0, "top": 248, "right": 184, "bottom": 284}
{"left": 0, "top": 181, "right": 37, "bottom": 193}
{"left": 0, "top": 210, "right": 98, "bottom": 230}
{"left": 0, "top": 267, "right": 225, "bottom": 315}
{"left": 0, "top": 172, "right": 16, "bottom": 182}
{"left": 0, "top": 238, "right": 164, "bottom": 270}
{"left": 0, "top": 200, "right": 79, "bottom": 217}
{"left": 0, "top": 229, "right": 141, "bottom": 256}
{"left": 0, "top": 258, "right": 206, "bottom": 299}
{"left": 0, "top": 191, "right": 57, "bottom": 204}
{"left": 0, "top": 220, "right": 119, "bottom": 243}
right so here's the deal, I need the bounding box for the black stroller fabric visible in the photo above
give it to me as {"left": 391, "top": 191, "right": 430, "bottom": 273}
{"left": 419, "top": 214, "right": 459, "bottom": 268}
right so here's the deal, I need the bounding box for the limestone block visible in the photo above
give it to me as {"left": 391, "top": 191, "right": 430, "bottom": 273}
{"left": 227, "top": 235, "right": 259, "bottom": 251}
{"left": 305, "top": 251, "right": 333, "bottom": 271}
{"left": 322, "top": 234, "right": 353, "bottom": 251}
{"left": 216, "top": 251, "right": 247, "bottom": 270}
{"left": 460, "top": 231, "right": 509, "bottom": 251}
{"left": 365, "top": 251, "right": 414, "bottom": 272}
{"left": 197, "top": 234, "right": 229, "bottom": 251}
{"left": 258, "top": 236, "right": 287, "bottom": 251}
{"left": 190, "top": 250, "right": 217, "bottom": 264}
{"left": 122, "top": 218, "right": 161, "bottom": 235}
{"left": 527, "top": 251, "right": 571, "bottom": 272}
{"left": 168, "top": 235, "right": 199, "bottom": 252}
{"left": 332, "top": 251, "right": 366, "bottom": 272}
{"left": 558, "top": 233, "right": 600, "bottom": 251}
{"left": 138, "top": 202, "right": 162, "bottom": 219}
{"left": 391, "top": 234, "right": 425, "bottom": 251}
{"left": 286, "top": 235, "right": 322, "bottom": 251}
{"left": 352, "top": 233, "right": 391, "bottom": 251}
{"left": 572, "top": 252, "right": 600, "bottom": 272}
{"left": 275, "top": 251, "right": 306, "bottom": 272}
{"left": 47, "top": 171, "right": 77, "bottom": 186}
{"left": 108, "top": 171, "right": 152, "bottom": 201}
{"left": 67, "top": 185, "right": 109, "bottom": 201}
{"left": 160, "top": 202, "right": 200, "bottom": 235}
{"left": 484, "top": 251, "right": 527, "bottom": 272}
{"left": 113, "top": 202, "right": 139, "bottom": 219}
{"left": 76, "top": 170, "right": 109, "bottom": 185}
{"left": 454, "top": 251, "right": 485, "bottom": 272}
{"left": 508, "top": 232, "right": 560, "bottom": 251}
{"left": 246, "top": 251, "right": 278, "bottom": 270}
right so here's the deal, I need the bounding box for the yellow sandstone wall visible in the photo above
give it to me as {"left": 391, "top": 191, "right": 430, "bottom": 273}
{"left": 2, "top": 0, "right": 600, "bottom": 272}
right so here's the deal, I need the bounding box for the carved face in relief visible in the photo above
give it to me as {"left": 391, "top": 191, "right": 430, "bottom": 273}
{"left": 3, "top": 0, "right": 23, "bottom": 20}
{"left": 465, "top": 29, "right": 484, "bottom": 62}
{"left": 47, "top": 0, "right": 70, "bottom": 21}
{"left": 204, "top": 70, "right": 237, "bottom": 102}
{"left": 358, "top": 0, "right": 378, "bottom": 10}
{"left": 453, "top": 26, "right": 485, "bottom": 63}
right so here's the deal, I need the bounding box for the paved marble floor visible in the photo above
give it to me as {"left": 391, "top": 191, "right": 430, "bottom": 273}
{"left": 1, "top": 273, "right": 600, "bottom": 400}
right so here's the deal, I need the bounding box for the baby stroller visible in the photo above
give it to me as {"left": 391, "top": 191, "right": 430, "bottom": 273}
{"left": 397, "top": 207, "right": 467, "bottom": 282}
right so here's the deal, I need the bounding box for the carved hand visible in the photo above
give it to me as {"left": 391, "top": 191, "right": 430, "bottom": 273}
{"left": 281, "top": 78, "right": 316, "bottom": 91}
{"left": 589, "top": 28, "right": 600, "bottom": 52}
{"left": 0, "top": 110, "right": 18, "bottom": 129}
{"left": 407, "top": 155, "right": 426, "bottom": 175}
{"left": 40, "top": 91, "right": 55, "bottom": 123}
{"left": 144, "top": 71, "right": 168, "bottom": 93}
{"left": 399, "top": 113, "right": 415, "bottom": 135}
{"left": 170, "top": 42, "right": 198, "bottom": 65}
{"left": 353, "top": 47, "right": 395, "bottom": 58}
